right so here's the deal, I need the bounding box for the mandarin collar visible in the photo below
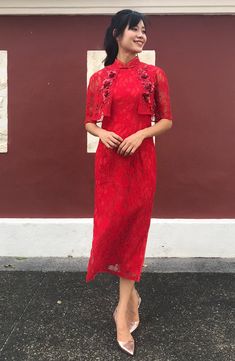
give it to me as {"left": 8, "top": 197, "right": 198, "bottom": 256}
{"left": 113, "top": 55, "right": 140, "bottom": 69}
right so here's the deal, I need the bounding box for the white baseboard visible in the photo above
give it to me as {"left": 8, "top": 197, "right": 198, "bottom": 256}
{"left": 0, "top": 218, "right": 234, "bottom": 258}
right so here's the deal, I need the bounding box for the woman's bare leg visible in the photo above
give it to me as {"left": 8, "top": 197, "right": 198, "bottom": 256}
{"left": 127, "top": 285, "right": 140, "bottom": 323}
{"left": 115, "top": 277, "right": 135, "bottom": 341}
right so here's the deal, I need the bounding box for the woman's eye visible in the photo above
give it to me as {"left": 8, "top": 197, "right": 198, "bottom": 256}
{"left": 131, "top": 27, "right": 146, "bottom": 34}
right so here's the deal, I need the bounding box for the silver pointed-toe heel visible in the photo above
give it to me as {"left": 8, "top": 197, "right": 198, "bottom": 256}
{"left": 113, "top": 307, "right": 135, "bottom": 356}
{"left": 129, "top": 290, "right": 141, "bottom": 333}
{"left": 117, "top": 339, "right": 135, "bottom": 356}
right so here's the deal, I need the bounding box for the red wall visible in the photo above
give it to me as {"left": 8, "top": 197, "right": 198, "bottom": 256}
{"left": 0, "top": 15, "right": 234, "bottom": 218}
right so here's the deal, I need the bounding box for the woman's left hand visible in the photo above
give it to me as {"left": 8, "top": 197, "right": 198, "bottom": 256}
{"left": 116, "top": 131, "right": 145, "bottom": 156}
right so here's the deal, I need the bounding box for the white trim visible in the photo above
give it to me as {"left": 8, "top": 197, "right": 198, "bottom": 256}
{"left": 0, "top": 1, "right": 234, "bottom": 15}
{"left": 0, "top": 218, "right": 235, "bottom": 258}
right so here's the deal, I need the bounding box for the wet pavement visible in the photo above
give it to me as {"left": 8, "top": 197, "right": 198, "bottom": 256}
{"left": 0, "top": 257, "right": 234, "bottom": 360}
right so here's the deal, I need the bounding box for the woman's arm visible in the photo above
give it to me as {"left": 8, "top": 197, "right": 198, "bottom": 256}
{"left": 85, "top": 122, "right": 123, "bottom": 149}
{"left": 137, "top": 66, "right": 173, "bottom": 139}
{"left": 136, "top": 118, "right": 173, "bottom": 140}
{"left": 85, "top": 122, "right": 105, "bottom": 138}
{"left": 116, "top": 119, "right": 172, "bottom": 156}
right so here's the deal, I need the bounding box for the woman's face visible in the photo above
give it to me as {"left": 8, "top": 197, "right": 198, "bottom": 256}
{"left": 115, "top": 20, "right": 147, "bottom": 54}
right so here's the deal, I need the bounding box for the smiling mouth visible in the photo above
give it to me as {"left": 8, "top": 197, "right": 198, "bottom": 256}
{"left": 134, "top": 41, "right": 144, "bottom": 46}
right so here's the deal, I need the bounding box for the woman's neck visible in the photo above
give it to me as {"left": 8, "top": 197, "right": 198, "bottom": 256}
{"left": 116, "top": 52, "right": 138, "bottom": 64}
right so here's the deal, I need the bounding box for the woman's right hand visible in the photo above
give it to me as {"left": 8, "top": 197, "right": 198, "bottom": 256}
{"left": 99, "top": 129, "right": 123, "bottom": 149}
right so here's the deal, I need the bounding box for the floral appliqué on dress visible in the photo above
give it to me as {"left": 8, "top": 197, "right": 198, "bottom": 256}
{"left": 101, "top": 70, "right": 117, "bottom": 103}
{"left": 137, "top": 65, "right": 156, "bottom": 115}
{"left": 137, "top": 66, "right": 156, "bottom": 115}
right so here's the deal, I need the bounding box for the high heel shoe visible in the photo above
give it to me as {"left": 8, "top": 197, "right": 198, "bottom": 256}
{"left": 129, "top": 289, "right": 141, "bottom": 333}
{"left": 113, "top": 307, "right": 135, "bottom": 356}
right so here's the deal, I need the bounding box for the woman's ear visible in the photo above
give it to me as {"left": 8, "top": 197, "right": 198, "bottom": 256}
{"left": 113, "top": 28, "right": 120, "bottom": 41}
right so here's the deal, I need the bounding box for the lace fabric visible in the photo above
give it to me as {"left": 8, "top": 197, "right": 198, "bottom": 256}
{"left": 154, "top": 67, "right": 173, "bottom": 122}
{"left": 85, "top": 55, "right": 173, "bottom": 282}
{"left": 84, "top": 56, "right": 173, "bottom": 124}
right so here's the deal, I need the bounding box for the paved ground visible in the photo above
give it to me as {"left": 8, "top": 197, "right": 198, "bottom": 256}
{"left": 0, "top": 257, "right": 234, "bottom": 360}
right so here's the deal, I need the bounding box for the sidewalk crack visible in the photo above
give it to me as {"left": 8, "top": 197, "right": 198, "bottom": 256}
{"left": 0, "top": 273, "right": 47, "bottom": 354}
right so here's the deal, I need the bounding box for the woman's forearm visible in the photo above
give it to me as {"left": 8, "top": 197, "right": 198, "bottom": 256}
{"left": 85, "top": 122, "right": 105, "bottom": 137}
{"left": 85, "top": 118, "right": 172, "bottom": 140}
{"left": 137, "top": 119, "right": 173, "bottom": 139}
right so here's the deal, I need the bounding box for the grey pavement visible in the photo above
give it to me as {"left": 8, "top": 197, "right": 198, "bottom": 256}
{"left": 0, "top": 257, "right": 234, "bottom": 361}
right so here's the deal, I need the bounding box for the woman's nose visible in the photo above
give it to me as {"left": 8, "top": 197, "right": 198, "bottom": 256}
{"left": 137, "top": 31, "right": 145, "bottom": 38}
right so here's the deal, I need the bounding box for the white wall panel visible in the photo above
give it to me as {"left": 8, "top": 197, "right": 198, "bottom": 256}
{"left": 0, "top": 51, "right": 7, "bottom": 153}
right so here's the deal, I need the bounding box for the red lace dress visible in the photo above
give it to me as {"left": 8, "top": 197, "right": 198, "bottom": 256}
{"left": 84, "top": 55, "right": 173, "bottom": 282}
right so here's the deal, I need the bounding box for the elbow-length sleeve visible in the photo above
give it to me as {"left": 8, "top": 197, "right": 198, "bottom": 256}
{"left": 84, "top": 73, "right": 102, "bottom": 124}
{"left": 154, "top": 67, "right": 173, "bottom": 123}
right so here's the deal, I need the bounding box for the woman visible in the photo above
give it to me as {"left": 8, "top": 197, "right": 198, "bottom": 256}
{"left": 84, "top": 9, "right": 173, "bottom": 356}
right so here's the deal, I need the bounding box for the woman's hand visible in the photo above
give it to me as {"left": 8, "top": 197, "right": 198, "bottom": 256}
{"left": 99, "top": 129, "right": 123, "bottom": 149}
{"left": 116, "top": 131, "right": 145, "bottom": 156}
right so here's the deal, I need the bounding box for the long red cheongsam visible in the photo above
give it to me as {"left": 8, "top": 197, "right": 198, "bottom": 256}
{"left": 84, "top": 55, "right": 173, "bottom": 282}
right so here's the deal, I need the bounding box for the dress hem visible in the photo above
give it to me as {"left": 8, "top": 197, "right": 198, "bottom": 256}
{"left": 86, "top": 268, "right": 141, "bottom": 283}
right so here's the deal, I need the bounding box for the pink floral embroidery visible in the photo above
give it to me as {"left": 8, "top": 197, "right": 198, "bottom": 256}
{"left": 108, "top": 70, "right": 116, "bottom": 78}
{"left": 137, "top": 66, "right": 155, "bottom": 105}
{"left": 143, "top": 81, "right": 155, "bottom": 103}
{"left": 140, "top": 71, "right": 148, "bottom": 79}
{"left": 101, "top": 70, "right": 117, "bottom": 102}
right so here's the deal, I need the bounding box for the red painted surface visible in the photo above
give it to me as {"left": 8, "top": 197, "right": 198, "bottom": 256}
{"left": 0, "top": 15, "right": 234, "bottom": 218}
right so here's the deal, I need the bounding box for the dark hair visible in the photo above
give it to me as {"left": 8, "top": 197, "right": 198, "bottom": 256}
{"left": 103, "top": 9, "right": 149, "bottom": 67}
